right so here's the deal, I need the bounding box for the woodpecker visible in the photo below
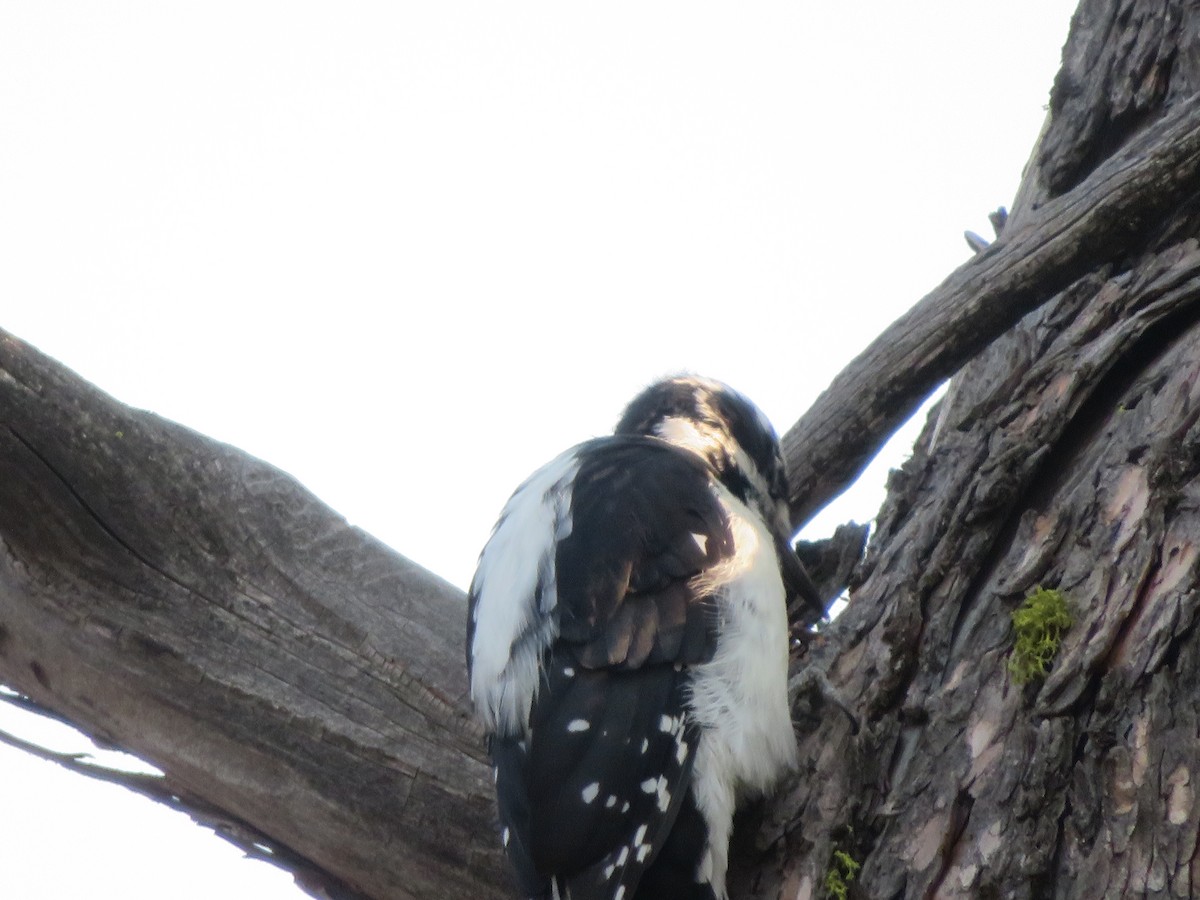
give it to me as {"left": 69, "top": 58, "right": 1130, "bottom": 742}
{"left": 467, "top": 376, "right": 821, "bottom": 900}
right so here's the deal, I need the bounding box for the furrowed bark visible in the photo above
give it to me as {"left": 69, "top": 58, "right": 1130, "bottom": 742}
{"left": 741, "top": 2, "right": 1200, "bottom": 897}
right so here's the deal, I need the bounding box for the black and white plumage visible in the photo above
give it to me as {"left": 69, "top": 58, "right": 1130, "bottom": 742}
{"left": 467, "top": 376, "right": 821, "bottom": 900}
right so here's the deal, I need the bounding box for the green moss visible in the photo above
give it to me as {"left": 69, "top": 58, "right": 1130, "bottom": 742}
{"left": 824, "top": 848, "right": 861, "bottom": 900}
{"left": 1008, "top": 587, "right": 1072, "bottom": 685}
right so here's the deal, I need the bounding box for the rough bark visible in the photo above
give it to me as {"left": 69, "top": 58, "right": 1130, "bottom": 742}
{"left": 738, "top": 1, "right": 1200, "bottom": 897}
{"left": 0, "top": 329, "right": 509, "bottom": 899}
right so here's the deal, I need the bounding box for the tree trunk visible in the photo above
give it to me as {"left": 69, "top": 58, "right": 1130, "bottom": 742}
{"left": 735, "top": 1, "right": 1200, "bottom": 897}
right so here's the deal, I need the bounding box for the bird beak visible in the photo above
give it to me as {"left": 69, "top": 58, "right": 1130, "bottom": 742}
{"left": 775, "top": 534, "right": 825, "bottom": 617}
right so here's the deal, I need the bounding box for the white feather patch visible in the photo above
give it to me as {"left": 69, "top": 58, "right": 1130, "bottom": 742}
{"left": 469, "top": 447, "right": 581, "bottom": 735}
{"left": 687, "top": 486, "right": 798, "bottom": 898}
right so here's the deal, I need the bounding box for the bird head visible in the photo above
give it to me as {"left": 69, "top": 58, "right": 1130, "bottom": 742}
{"left": 614, "top": 375, "right": 793, "bottom": 543}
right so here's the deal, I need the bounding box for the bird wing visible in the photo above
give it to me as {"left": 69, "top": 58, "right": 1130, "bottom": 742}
{"left": 555, "top": 436, "right": 735, "bottom": 668}
{"left": 490, "top": 436, "right": 738, "bottom": 899}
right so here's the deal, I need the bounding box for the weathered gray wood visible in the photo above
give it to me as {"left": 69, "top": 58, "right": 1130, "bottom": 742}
{"left": 0, "top": 329, "right": 509, "bottom": 899}
{"left": 781, "top": 89, "right": 1200, "bottom": 529}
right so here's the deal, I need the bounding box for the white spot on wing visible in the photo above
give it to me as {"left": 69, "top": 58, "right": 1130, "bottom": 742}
{"left": 581, "top": 782, "right": 600, "bottom": 804}
{"left": 567, "top": 719, "right": 590, "bottom": 732}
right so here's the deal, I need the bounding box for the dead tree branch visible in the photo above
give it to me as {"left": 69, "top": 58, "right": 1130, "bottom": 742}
{"left": 782, "top": 94, "right": 1200, "bottom": 528}
{"left": 0, "top": 329, "right": 510, "bottom": 899}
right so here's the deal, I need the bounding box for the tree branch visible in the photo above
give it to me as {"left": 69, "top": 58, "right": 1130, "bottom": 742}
{"left": 783, "top": 94, "right": 1200, "bottom": 528}
{"left": 0, "top": 330, "right": 509, "bottom": 899}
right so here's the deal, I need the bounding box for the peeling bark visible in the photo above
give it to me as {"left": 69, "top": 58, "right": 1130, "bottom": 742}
{"left": 740, "top": 2, "right": 1200, "bottom": 897}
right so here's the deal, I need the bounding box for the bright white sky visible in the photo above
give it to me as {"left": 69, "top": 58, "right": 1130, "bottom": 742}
{"left": 1, "top": 3, "right": 1076, "bottom": 897}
